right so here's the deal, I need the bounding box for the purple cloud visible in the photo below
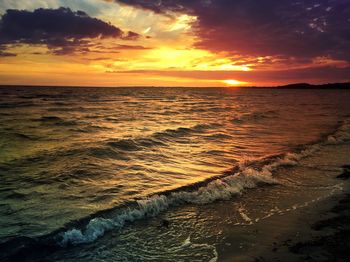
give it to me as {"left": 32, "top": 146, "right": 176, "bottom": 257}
{"left": 0, "top": 7, "right": 140, "bottom": 55}
{"left": 115, "top": 0, "right": 350, "bottom": 62}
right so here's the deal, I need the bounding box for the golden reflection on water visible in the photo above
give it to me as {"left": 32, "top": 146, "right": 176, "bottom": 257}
{"left": 1, "top": 87, "right": 350, "bottom": 239}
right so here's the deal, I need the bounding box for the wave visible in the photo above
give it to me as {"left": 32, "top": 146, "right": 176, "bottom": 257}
{"left": 205, "top": 133, "right": 232, "bottom": 140}
{"left": 0, "top": 149, "right": 299, "bottom": 258}
{"left": 58, "top": 144, "right": 322, "bottom": 246}
{"left": 0, "top": 101, "right": 35, "bottom": 108}
{"left": 47, "top": 106, "right": 87, "bottom": 112}
{"left": 57, "top": 119, "right": 350, "bottom": 246}
{"left": 107, "top": 138, "right": 165, "bottom": 151}
{"left": 0, "top": 132, "right": 40, "bottom": 141}
{"left": 1, "top": 118, "right": 349, "bottom": 258}
{"left": 153, "top": 123, "right": 221, "bottom": 140}
{"left": 231, "top": 110, "right": 278, "bottom": 124}
{"left": 35, "top": 116, "right": 79, "bottom": 126}
{"left": 1, "top": 122, "right": 213, "bottom": 167}
{"left": 106, "top": 123, "right": 221, "bottom": 151}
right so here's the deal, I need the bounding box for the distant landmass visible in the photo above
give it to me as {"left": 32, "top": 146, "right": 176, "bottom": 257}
{"left": 242, "top": 82, "right": 350, "bottom": 89}
{"left": 272, "top": 82, "right": 350, "bottom": 89}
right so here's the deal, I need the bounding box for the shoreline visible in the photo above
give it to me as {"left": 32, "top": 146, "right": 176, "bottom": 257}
{"left": 287, "top": 166, "right": 350, "bottom": 261}
{"left": 218, "top": 140, "right": 350, "bottom": 262}
{"left": 221, "top": 166, "right": 350, "bottom": 262}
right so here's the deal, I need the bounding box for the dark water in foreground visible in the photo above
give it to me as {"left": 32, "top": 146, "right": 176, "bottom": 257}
{"left": 1, "top": 87, "right": 350, "bottom": 261}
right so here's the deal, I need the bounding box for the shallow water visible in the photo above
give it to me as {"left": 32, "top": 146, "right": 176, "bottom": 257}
{"left": 1, "top": 87, "right": 350, "bottom": 260}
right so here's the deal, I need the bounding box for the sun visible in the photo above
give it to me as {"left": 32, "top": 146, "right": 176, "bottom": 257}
{"left": 222, "top": 79, "right": 248, "bottom": 86}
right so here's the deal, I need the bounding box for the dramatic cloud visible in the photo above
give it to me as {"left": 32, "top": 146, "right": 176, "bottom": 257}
{"left": 115, "top": 0, "right": 350, "bottom": 62}
{"left": 1, "top": 1, "right": 349, "bottom": 86}
{"left": 0, "top": 7, "right": 140, "bottom": 55}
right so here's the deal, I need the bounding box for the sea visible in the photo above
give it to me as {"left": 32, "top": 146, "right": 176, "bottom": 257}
{"left": 0, "top": 86, "right": 350, "bottom": 261}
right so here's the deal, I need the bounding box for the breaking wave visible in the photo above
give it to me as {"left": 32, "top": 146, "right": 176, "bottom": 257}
{"left": 58, "top": 147, "right": 320, "bottom": 245}
{"left": 2, "top": 118, "right": 349, "bottom": 256}
{"left": 58, "top": 118, "right": 350, "bottom": 246}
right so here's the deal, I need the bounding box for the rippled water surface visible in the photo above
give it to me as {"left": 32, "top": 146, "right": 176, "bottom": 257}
{"left": 1, "top": 87, "right": 350, "bottom": 260}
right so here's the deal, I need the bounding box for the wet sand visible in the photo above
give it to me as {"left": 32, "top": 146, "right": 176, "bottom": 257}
{"left": 220, "top": 143, "right": 350, "bottom": 262}
{"left": 289, "top": 192, "right": 350, "bottom": 262}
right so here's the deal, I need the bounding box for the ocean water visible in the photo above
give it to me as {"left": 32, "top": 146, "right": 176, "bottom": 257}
{"left": 1, "top": 86, "right": 350, "bottom": 261}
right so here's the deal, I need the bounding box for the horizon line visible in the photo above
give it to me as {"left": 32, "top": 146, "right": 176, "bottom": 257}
{"left": 0, "top": 82, "right": 350, "bottom": 89}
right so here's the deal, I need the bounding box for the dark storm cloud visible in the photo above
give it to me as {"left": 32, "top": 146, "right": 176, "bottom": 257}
{"left": 0, "top": 7, "right": 140, "bottom": 55}
{"left": 116, "top": 0, "right": 350, "bottom": 61}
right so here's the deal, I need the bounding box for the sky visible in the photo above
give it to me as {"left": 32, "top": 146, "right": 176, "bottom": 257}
{"left": 0, "top": 0, "right": 349, "bottom": 87}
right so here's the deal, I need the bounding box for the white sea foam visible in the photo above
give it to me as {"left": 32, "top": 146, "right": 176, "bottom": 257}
{"left": 179, "top": 235, "right": 218, "bottom": 262}
{"left": 60, "top": 119, "right": 350, "bottom": 246}
{"left": 237, "top": 207, "right": 252, "bottom": 224}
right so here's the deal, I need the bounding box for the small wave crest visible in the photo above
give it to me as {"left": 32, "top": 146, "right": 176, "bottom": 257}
{"left": 107, "top": 139, "right": 141, "bottom": 151}
{"left": 106, "top": 123, "right": 221, "bottom": 152}
{"left": 153, "top": 123, "right": 221, "bottom": 141}
{"left": 231, "top": 110, "right": 278, "bottom": 124}
{"left": 0, "top": 101, "right": 35, "bottom": 108}
{"left": 107, "top": 138, "right": 166, "bottom": 151}
{"left": 35, "top": 116, "right": 79, "bottom": 126}
{"left": 1, "top": 132, "right": 41, "bottom": 141}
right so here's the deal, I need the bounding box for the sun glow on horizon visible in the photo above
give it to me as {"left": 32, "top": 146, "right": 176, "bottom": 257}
{"left": 222, "top": 79, "right": 248, "bottom": 86}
